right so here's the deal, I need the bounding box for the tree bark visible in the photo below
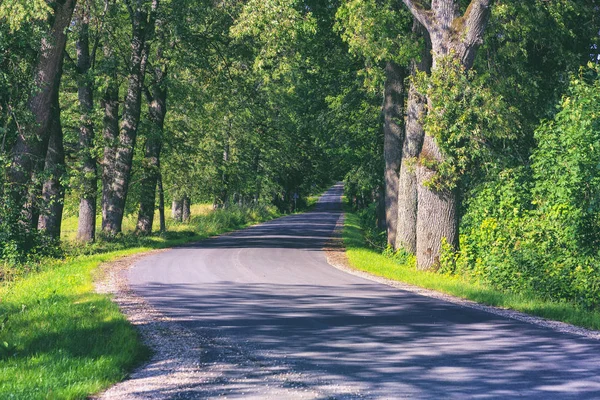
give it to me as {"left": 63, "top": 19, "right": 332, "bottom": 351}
{"left": 157, "top": 168, "right": 166, "bottom": 233}
{"left": 382, "top": 61, "right": 406, "bottom": 246}
{"left": 37, "top": 88, "right": 65, "bottom": 239}
{"left": 401, "top": 0, "right": 492, "bottom": 269}
{"left": 100, "top": 48, "right": 120, "bottom": 235}
{"left": 136, "top": 32, "right": 168, "bottom": 235}
{"left": 416, "top": 135, "right": 458, "bottom": 268}
{"left": 182, "top": 196, "right": 191, "bottom": 223}
{"left": 395, "top": 22, "right": 431, "bottom": 254}
{"left": 103, "top": 0, "right": 159, "bottom": 235}
{"left": 135, "top": 139, "right": 162, "bottom": 234}
{"left": 7, "top": 0, "right": 76, "bottom": 227}
{"left": 172, "top": 199, "right": 183, "bottom": 222}
{"left": 76, "top": 3, "right": 97, "bottom": 242}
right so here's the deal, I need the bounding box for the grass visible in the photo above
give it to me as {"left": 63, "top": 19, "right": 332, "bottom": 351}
{"left": 60, "top": 204, "right": 214, "bottom": 242}
{"left": 343, "top": 209, "right": 600, "bottom": 331}
{"left": 0, "top": 203, "right": 280, "bottom": 399}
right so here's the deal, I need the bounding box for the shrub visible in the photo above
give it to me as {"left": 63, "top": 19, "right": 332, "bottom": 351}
{"left": 446, "top": 66, "right": 600, "bottom": 309}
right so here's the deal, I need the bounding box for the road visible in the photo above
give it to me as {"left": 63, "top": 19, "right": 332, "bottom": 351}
{"left": 129, "top": 184, "right": 600, "bottom": 399}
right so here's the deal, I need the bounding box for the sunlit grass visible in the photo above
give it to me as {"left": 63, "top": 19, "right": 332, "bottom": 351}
{"left": 60, "top": 204, "right": 215, "bottom": 242}
{"left": 343, "top": 210, "right": 600, "bottom": 331}
{"left": 1, "top": 203, "right": 280, "bottom": 399}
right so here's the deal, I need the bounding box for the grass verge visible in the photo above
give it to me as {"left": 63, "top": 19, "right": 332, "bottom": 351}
{"left": 0, "top": 204, "right": 280, "bottom": 399}
{"left": 343, "top": 209, "right": 600, "bottom": 331}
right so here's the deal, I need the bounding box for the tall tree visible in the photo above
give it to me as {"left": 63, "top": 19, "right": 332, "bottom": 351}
{"left": 75, "top": 0, "right": 98, "bottom": 242}
{"left": 136, "top": 21, "right": 168, "bottom": 234}
{"left": 102, "top": 0, "right": 158, "bottom": 235}
{"left": 395, "top": 21, "right": 430, "bottom": 254}
{"left": 401, "top": 0, "right": 492, "bottom": 269}
{"left": 37, "top": 78, "right": 66, "bottom": 239}
{"left": 382, "top": 61, "right": 405, "bottom": 246}
{"left": 6, "top": 0, "right": 76, "bottom": 227}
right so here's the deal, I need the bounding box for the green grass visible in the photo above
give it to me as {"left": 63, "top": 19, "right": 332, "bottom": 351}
{"left": 0, "top": 204, "right": 280, "bottom": 399}
{"left": 60, "top": 204, "right": 214, "bottom": 242}
{"left": 343, "top": 209, "right": 600, "bottom": 331}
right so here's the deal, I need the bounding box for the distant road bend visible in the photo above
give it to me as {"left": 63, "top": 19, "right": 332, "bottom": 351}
{"left": 128, "top": 184, "right": 600, "bottom": 399}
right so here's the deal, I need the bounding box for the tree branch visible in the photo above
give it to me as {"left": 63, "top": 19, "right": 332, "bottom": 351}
{"left": 461, "top": 0, "right": 492, "bottom": 47}
{"left": 401, "top": 0, "right": 433, "bottom": 31}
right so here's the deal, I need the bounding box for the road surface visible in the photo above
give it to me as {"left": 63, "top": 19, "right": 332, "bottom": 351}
{"left": 129, "top": 184, "right": 600, "bottom": 399}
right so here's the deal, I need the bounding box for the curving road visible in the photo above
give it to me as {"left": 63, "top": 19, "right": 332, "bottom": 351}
{"left": 129, "top": 184, "right": 600, "bottom": 399}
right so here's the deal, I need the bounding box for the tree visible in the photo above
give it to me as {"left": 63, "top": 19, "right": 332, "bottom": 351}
{"left": 401, "top": 0, "right": 492, "bottom": 269}
{"left": 136, "top": 18, "right": 169, "bottom": 234}
{"left": 102, "top": 0, "right": 159, "bottom": 235}
{"left": 75, "top": 0, "right": 98, "bottom": 242}
{"left": 6, "top": 0, "right": 76, "bottom": 229}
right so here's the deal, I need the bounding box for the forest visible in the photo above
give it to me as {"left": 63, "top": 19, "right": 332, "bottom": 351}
{"left": 1, "top": 0, "right": 600, "bottom": 313}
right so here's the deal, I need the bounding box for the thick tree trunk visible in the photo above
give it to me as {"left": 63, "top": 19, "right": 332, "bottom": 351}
{"left": 103, "top": 0, "right": 158, "bottom": 235}
{"left": 7, "top": 0, "right": 76, "bottom": 227}
{"left": 415, "top": 135, "right": 458, "bottom": 269}
{"left": 37, "top": 90, "right": 65, "bottom": 239}
{"left": 182, "top": 196, "right": 191, "bottom": 223}
{"left": 383, "top": 61, "right": 406, "bottom": 246}
{"left": 395, "top": 23, "right": 431, "bottom": 253}
{"left": 172, "top": 199, "right": 183, "bottom": 222}
{"left": 76, "top": 5, "right": 97, "bottom": 242}
{"left": 402, "top": 0, "right": 492, "bottom": 269}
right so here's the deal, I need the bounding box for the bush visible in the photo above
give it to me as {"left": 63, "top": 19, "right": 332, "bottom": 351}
{"left": 446, "top": 66, "right": 600, "bottom": 309}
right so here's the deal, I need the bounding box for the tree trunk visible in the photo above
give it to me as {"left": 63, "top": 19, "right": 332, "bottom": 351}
{"left": 157, "top": 168, "right": 166, "bottom": 233}
{"left": 135, "top": 139, "right": 162, "bottom": 234}
{"left": 402, "top": 0, "right": 492, "bottom": 269}
{"left": 37, "top": 89, "right": 65, "bottom": 239}
{"left": 182, "top": 196, "right": 191, "bottom": 223}
{"left": 136, "top": 34, "right": 168, "bottom": 235}
{"left": 172, "top": 199, "right": 183, "bottom": 222}
{"left": 100, "top": 50, "right": 120, "bottom": 235}
{"left": 103, "top": 0, "right": 158, "bottom": 235}
{"left": 7, "top": 0, "right": 76, "bottom": 227}
{"left": 383, "top": 61, "right": 406, "bottom": 246}
{"left": 76, "top": 4, "right": 97, "bottom": 242}
{"left": 395, "top": 22, "right": 431, "bottom": 254}
{"left": 415, "top": 135, "right": 458, "bottom": 269}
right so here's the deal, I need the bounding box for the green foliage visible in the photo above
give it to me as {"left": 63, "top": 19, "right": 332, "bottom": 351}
{"left": 0, "top": 0, "right": 49, "bottom": 32}
{"left": 446, "top": 67, "right": 600, "bottom": 310}
{"left": 416, "top": 56, "right": 515, "bottom": 191}
{"left": 334, "top": 0, "right": 418, "bottom": 88}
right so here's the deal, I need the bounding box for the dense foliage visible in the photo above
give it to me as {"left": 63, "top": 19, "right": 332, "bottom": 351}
{"left": 1, "top": 0, "right": 600, "bottom": 311}
{"left": 451, "top": 68, "right": 600, "bottom": 309}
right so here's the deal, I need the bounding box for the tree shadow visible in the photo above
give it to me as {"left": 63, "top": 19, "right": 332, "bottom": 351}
{"left": 128, "top": 280, "right": 600, "bottom": 399}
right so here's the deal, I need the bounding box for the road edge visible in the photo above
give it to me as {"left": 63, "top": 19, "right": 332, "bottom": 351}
{"left": 323, "top": 212, "right": 600, "bottom": 341}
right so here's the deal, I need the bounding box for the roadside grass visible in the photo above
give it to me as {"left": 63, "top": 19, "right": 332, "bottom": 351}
{"left": 343, "top": 210, "right": 600, "bottom": 331}
{"left": 0, "top": 204, "right": 280, "bottom": 399}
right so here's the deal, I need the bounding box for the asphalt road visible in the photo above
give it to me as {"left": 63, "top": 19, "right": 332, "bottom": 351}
{"left": 129, "top": 184, "right": 600, "bottom": 399}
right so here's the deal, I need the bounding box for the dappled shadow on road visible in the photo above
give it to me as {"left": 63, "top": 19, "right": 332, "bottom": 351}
{"left": 130, "top": 281, "right": 600, "bottom": 399}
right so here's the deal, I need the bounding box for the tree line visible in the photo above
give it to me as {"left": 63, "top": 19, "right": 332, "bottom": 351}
{"left": 2, "top": 0, "right": 600, "bottom": 309}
